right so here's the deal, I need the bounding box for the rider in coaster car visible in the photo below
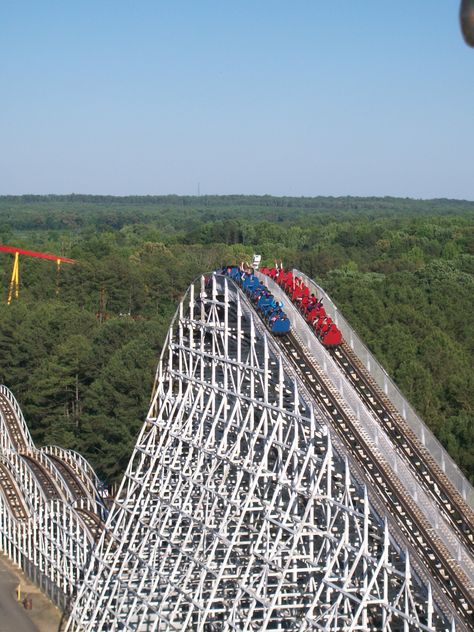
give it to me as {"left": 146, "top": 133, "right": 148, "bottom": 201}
{"left": 320, "top": 317, "right": 333, "bottom": 336}
{"left": 315, "top": 315, "right": 327, "bottom": 332}
{"left": 323, "top": 324, "right": 342, "bottom": 346}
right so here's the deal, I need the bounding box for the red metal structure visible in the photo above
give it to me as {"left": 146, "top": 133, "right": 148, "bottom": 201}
{"left": 0, "top": 244, "right": 76, "bottom": 304}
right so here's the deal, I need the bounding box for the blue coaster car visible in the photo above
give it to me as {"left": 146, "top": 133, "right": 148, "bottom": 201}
{"left": 221, "top": 266, "right": 291, "bottom": 337}
{"left": 271, "top": 316, "right": 290, "bottom": 335}
{"left": 243, "top": 276, "right": 260, "bottom": 294}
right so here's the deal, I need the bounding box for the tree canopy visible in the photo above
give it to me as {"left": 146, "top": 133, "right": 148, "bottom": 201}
{"left": 0, "top": 194, "right": 472, "bottom": 484}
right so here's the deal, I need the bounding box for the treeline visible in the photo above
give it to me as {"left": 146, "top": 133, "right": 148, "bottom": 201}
{"left": 0, "top": 195, "right": 472, "bottom": 484}
{"left": 1, "top": 194, "right": 473, "bottom": 233}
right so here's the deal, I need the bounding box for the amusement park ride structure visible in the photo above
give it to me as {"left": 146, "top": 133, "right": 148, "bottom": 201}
{"left": 0, "top": 244, "right": 76, "bottom": 304}
{"left": 0, "top": 265, "right": 473, "bottom": 631}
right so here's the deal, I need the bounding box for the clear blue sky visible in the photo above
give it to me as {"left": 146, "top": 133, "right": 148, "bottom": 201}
{"left": 1, "top": 1, "right": 473, "bottom": 199}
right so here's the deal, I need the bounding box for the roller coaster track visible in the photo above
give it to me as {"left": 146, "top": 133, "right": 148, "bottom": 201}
{"left": 256, "top": 272, "right": 474, "bottom": 604}
{"left": 0, "top": 385, "right": 108, "bottom": 610}
{"left": 289, "top": 272, "right": 474, "bottom": 519}
{"left": 0, "top": 391, "right": 30, "bottom": 452}
{"left": 280, "top": 329, "right": 474, "bottom": 622}
{"left": 75, "top": 507, "right": 108, "bottom": 543}
{"left": 0, "top": 389, "right": 102, "bottom": 512}
{"left": 42, "top": 445, "right": 104, "bottom": 502}
{"left": 19, "top": 453, "right": 65, "bottom": 501}
{"left": 0, "top": 461, "right": 29, "bottom": 521}
{"left": 331, "top": 340, "right": 474, "bottom": 553}
{"left": 279, "top": 285, "right": 474, "bottom": 556}
{"left": 47, "top": 454, "right": 92, "bottom": 501}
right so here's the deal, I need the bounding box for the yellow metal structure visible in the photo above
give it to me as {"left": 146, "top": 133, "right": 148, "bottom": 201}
{"left": 56, "top": 259, "right": 61, "bottom": 295}
{"left": 7, "top": 252, "right": 20, "bottom": 304}
{"left": 1, "top": 244, "right": 76, "bottom": 303}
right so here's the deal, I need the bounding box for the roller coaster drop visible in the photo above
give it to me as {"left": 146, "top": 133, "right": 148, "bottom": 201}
{"left": 1, "top": 268, "right": 473, "bottom": 630}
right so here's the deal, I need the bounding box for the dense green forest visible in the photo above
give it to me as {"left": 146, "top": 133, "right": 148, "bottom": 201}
{"left": 0, "top": 195, "right": 472, "bottom": 485}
